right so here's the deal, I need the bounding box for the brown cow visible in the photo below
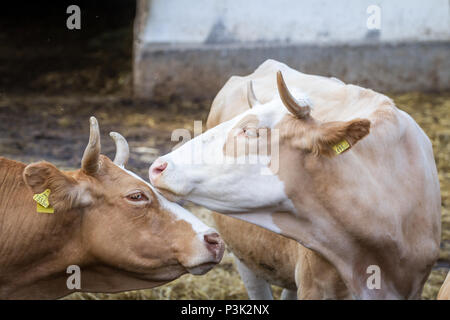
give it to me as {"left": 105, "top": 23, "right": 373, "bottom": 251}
{"left": 213, "top": 212, "right": 349, "bottom": 299}
{"left": 0, "top": 117, "right": 224, "bottom": 299}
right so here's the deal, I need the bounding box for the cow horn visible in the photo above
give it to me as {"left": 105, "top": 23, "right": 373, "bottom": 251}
{"left": 247, "top": 80, "right": 260, "bottom": 108}
{"left": 110, "top": 132, "right": 129, "bottom": 167}
{"left": 276, "top": 71, "right": 311, "bottom": 119}
{"left": 81, "top": 116, "right": 101, "bottom": 175}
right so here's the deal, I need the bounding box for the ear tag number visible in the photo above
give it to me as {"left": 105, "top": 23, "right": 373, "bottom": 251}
{"left": 33, "top": 189, "right": 54, "bottom": 213}
{"left": 332, "top": 140, "right": 350, "bottom": 155}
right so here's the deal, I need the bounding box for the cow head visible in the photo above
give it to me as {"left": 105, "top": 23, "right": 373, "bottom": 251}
{"left": 22, "top": 117, "right": 224, "bottom": 293}
{"left": 150, "top": 71, "right": 370, "bottom": 214}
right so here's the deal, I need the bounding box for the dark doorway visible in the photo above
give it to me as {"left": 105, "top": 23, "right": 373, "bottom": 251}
{"left": 0, "top": 0, "right": 136, "bottom": 95}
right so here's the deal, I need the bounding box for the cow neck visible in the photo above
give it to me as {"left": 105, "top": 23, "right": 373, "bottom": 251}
{"left": 272, "top": 138, "right": 420, "bottom": 299}
{"left": 0, "top": 159, "right": 85, "bottom": 298}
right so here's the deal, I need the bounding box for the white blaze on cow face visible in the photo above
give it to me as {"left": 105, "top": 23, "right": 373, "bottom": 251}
{"left": 116, "top": 165, "right": 224, "bottom": 274}
{"left": 150, "top": 98, "right": 297, "bottom": 214}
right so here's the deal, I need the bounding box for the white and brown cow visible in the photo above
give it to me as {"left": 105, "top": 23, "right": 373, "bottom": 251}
{"left": 208, "top": 79, "right": 349, "bottom": 300}
{"left": 150, "top": 60, "right": 441, "bottom": 299}
{"left": 0, "top": 117, "right": 224, "bottom": 299}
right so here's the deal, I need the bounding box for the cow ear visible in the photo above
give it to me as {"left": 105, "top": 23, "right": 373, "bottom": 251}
{"left": 310, "top": 118, "right": 371, "bottom": 156}
{"left": 23, "top": 161, "right": 92, "bottom": 212}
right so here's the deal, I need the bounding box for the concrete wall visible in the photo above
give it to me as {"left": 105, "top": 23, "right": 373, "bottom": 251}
{"left": 140, "top": 0, "right": 449, "bottom": 44}
{"left": 134, "top": 0, "right": 450, "bottom": 100}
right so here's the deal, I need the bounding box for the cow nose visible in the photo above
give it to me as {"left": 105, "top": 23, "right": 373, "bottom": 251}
{"left": 149, "top": 158, "right": 168, "bottom": 183}
{"left": 203, "top": 232, "right": 225, "bottom": 261}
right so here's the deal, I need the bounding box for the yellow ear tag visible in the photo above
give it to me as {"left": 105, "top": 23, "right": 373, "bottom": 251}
{"left": 332, "top": 140, "right": 350, "bottom": 155}
{"left": 33, "top": 189, "right": 54, "bottom": 213}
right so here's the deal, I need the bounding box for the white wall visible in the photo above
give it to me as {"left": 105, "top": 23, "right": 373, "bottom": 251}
{"left": 141, "top": 0, "right": 449, "bottom": 44}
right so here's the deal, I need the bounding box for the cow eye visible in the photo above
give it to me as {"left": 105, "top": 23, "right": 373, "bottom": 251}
{"left": 244, "top": 127, "right": 258, "bottom": 137}
{"left": 126, "top": 192, "right": 149, "bottom": 202}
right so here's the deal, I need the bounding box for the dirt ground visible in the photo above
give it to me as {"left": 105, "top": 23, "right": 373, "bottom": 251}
{"left": 0, "top": 91, "right": 449, "bottom": 300}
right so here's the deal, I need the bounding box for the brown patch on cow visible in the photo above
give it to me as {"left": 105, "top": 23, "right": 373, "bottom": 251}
{"left": 270, "top": 211, "right": 351, "bottom": 299}
{"left": 277, "top": 114, "right": 371, "bottom": 157}
{"left": 296, "top": 245, "right": 351, "bottom": 299}
{"left": 213, "top": 212, "right": 298, "bottom": 289}
{"left": 213, "top": 211, "right": 350, "bottom": 298}
{"left": 222, "top": 114, "right": 274, "bottom": 162}
{"left": 223, "top": 114, "right": 259, "bottom": 158}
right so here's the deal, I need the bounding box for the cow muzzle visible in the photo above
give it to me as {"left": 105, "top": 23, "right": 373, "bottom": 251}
{"left": 149, "top": 158, "right": 168, "bottom": 183}
{"left": 186, "top": 231, "right": 225, "bottom": 275}
{"left": 149, "top": 158, "right": 194, "bottom": 198}
{"left": 203, "top": 232, "right": 225, "bottom": 262}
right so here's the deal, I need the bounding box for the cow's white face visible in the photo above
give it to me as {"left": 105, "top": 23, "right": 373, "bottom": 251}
{"left": 150, "top": 71, "right": 370, "bottom": 216}
{"left": 150, "top": 99, "right": 293, "bottom": 213}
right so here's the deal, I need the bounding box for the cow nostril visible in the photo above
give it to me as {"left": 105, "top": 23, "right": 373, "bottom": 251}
{"left": 204, "top": 232, "right": 220, "bottom": 245}
{"left": 150, "top": 160, "right": 168, "bottom": 178}
{"left": 203, "top": 232, "right": 224, "bottom": 261}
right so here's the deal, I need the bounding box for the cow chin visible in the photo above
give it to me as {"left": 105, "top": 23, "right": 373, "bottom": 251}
{"left": 186, "top": 262, "right": 218, "bottom": 275}
{"left": 181, "top": 234, "right": 225, "bottom": 275}
{"left": 181, "top": 254, "right": 223, "bottom": 275}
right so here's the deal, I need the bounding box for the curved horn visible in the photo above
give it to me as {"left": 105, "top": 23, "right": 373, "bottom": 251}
{"left": 109, "top": 132, "right": 129, "bottom": 166}
{"left": 276, "top": 71, "right": 311, "bottom": 119}
{"left": 81, "top": 116, "right": 101, "bottom": 175}
{"left": 247, "top": 80, "right": 260, "bottom": 108}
